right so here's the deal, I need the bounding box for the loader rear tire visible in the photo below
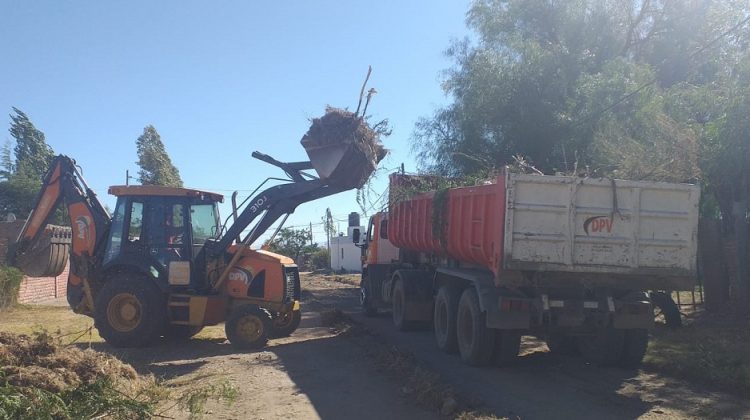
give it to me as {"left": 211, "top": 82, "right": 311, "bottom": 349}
{"left": 270, "top": 310, "right": 302, "bottom": 338}
{"left": 456, "top": 288, "right": 495, "bottom": 366}
{"left": 434, "top": 285, "right": 459, "bottom": 354}
{"left": 226, "top": 305, "right": 272, "bottom": 350}
{"left": 95, "top": 274, "right": 167, "bottom": 348}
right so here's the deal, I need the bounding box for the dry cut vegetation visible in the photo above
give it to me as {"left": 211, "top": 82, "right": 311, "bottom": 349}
{"left": 0, "top": 331, "right": 160, "bottom": 419}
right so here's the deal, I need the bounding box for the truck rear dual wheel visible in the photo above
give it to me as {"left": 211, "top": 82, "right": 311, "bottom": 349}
{"left": 434, "top": 286, "right": 459, "bottom": 353}
{"left": 225, "top": 305, "right": 273, "bottom": 350}
{"left": 456, "top": 288, "right": 495, "bottom": 366}
{"left": 94, "top": 275, "right": 167, "bottom": 348}
{"left": 392, "top": 277, "right": 415, "bottom": 331}
{"left": 494, "top": 330, "right": 522, "bottom": 366}
{"left": 577, "top": 327, "right": 649, "bottom": 367}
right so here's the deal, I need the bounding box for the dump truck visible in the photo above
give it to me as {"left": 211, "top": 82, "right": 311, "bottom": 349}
{"left": 355, "top": 171, "right": 700, "bottom": 367}
{"left": 9, "top": 117, "right": 385, "bottom": 349}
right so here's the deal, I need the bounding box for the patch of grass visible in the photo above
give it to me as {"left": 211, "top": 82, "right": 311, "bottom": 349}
{"left": 0, "top": 304, "right": 102, "bottom": 344}
{"left": 644, "top": 324, "right": 750, "bottom": 394}
{"left": 157, "top": 378, "right": 239, "bottom": 420}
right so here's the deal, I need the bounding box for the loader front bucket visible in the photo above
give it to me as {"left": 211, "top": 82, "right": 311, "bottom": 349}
{"left": 301, "top": 107, "right": 387, "bottom": 190}
{"left": 10, "top": 225, "right": 71, "bottom": 277}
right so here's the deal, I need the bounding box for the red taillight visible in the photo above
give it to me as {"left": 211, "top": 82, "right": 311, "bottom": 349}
{"left": 501, "top": 298, "right": 529, "bottom": 312}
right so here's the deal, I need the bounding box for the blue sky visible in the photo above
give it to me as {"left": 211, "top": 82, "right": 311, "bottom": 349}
{"left": 0, "top": 1, "right": 470, "bottom": 244}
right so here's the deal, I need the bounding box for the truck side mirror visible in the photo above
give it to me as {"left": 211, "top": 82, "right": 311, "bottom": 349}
{"left": 352, "top": 228, "right": 361, "bottom": 244}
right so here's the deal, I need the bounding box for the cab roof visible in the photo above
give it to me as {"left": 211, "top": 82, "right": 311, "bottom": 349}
{"left": 108, "top": 185, "right": 224, "bottom": 202}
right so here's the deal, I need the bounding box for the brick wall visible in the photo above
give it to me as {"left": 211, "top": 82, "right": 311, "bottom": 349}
{"left": 16, "top": 263, "right": 69, "bottom": 303}
{"left": 1, "top": 220, "right": 70, "bottom": 304}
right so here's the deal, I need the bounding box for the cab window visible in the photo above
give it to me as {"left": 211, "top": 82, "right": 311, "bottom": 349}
{"left": 190, "top": 204, "right": 219, "bottom": 244}
{"left": 128, "top": 201, "right": 144, "bottom": 242}
{"left": 379, "top": 219, "right": 388, "bottom": 239}
{"left": 103, "top": 199, "right": 126, "bottom": 263}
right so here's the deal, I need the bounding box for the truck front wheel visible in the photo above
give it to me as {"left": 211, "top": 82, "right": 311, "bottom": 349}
{"left": 434, "top": 286, "right": 459, "bottom": 353}
{"left": 360, "top": 276, "right": 378, "bottom": 317}
{"left": 456, "top": 288, "right": 495, "bottom": 366}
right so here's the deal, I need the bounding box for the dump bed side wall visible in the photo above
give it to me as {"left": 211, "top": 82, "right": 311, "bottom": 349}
{"left": 388, "top": 175, "right": 505, "bottom": 275}
{"left": 503, "top": 174, "right": 700, "bottom": 285}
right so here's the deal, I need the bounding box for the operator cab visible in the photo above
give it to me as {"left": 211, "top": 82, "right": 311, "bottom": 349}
{"left": 103, "top": 185, "right": 223, "bottom": 289}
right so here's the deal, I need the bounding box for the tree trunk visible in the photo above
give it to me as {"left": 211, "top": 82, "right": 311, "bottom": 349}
{"left": 699, "top": 218, "right": 728, "bottom": 312}
{"left": 730, "top": 201, "right": 750, "bottom": 313}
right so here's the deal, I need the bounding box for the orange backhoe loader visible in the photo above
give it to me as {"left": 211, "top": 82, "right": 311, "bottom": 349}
{"left": 9, "top": 146, "right": 378, "bottom": 349}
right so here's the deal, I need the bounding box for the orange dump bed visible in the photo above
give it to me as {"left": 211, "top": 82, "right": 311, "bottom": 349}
{"left": 387, "top": 174, "right": 506, "bottom": 277}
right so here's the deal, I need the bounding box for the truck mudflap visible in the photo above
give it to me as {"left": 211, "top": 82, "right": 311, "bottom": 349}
{"left": 535, "top": 295, "right": 653, "bottom": 330}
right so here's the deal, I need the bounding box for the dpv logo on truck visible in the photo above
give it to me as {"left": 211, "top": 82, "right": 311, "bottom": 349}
{"left": 584, "top": 215, "right": 614, "bottom": 235}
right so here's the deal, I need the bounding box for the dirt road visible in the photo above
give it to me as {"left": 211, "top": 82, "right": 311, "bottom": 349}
{"left": 85, "top": 274, "right": 749, "bottom": 419}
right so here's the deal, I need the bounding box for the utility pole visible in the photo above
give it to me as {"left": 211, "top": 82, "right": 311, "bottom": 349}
{"left": 125, "top": 170, "right": 135, "bottom": 186}
{"left": 325, "top": 208, "right": 333, "bottom": 268}
{"left": 309, "top": 222, "right": 313, "bottom": 246}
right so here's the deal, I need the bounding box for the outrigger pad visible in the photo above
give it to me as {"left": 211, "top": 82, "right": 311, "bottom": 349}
{"left": 301, "top": 107, "right": 387, "bottom": 190}
{"left": 12, "top": 225, "right": 71, "bottom": 278}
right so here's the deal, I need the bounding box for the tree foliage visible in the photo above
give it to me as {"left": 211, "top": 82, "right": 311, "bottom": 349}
{"left": 135, "top": 125, "right": 183, "bottom": 187}
{"left": 414, "top": 0, "right": 750, "bottom": 179}
{"left": 267, "top": 227, "right": 316, "bottom": 263}
{"left": 0, "top": 108, "right": 56, "bottom": 218}
{"left": 9, "top": 107, "right": 54, "bottom": 181}
{"left": 414, "top": 0, "right": 750, "bottom": 310}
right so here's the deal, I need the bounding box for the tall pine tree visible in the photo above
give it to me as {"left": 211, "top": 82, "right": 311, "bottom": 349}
{"left": 135, "top": 125, "right": 183, "bottom": 187}
{"left": 9, "top": 107, "right": 54, "bottom": 181}
{"left": 1, "top": 108, "right": 55, "bottom": 217}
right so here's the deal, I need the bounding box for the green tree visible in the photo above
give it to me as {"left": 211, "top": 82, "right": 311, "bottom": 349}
{"left": 414, "top": 0, "right": 750, "bottom": 311}
{"left": 0, "top": 140, "right": 13, "bottom": 180}
{"left": 267, "top": 227, "right": 315, "bottom": 263}
{"left": 10, "top": 107, "right": 54, "bottom": 180}
{"left": 413, "top": 0, "right": 749, "bottom": 177}
{"left": 135, "top": 125, "right": 183, "bottom": 187}
{"left": 1, "top": 108, "right": 56, "bottom": 218}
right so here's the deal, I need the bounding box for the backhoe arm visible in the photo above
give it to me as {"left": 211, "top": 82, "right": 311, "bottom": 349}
{"left": 11, "top": 155, "right": 110, "bottom": 313}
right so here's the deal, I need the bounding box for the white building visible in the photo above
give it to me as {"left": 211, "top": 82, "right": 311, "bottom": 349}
{"left": 330, "top": 225, "right": 364, "bottom": 272}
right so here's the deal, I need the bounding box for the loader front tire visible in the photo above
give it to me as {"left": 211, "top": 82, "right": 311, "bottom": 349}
{"left": 95, "top": 274, "right": 167, "bottom": 348}
{"left": 226, "top": 305, "right": 272, "bottom": 350}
